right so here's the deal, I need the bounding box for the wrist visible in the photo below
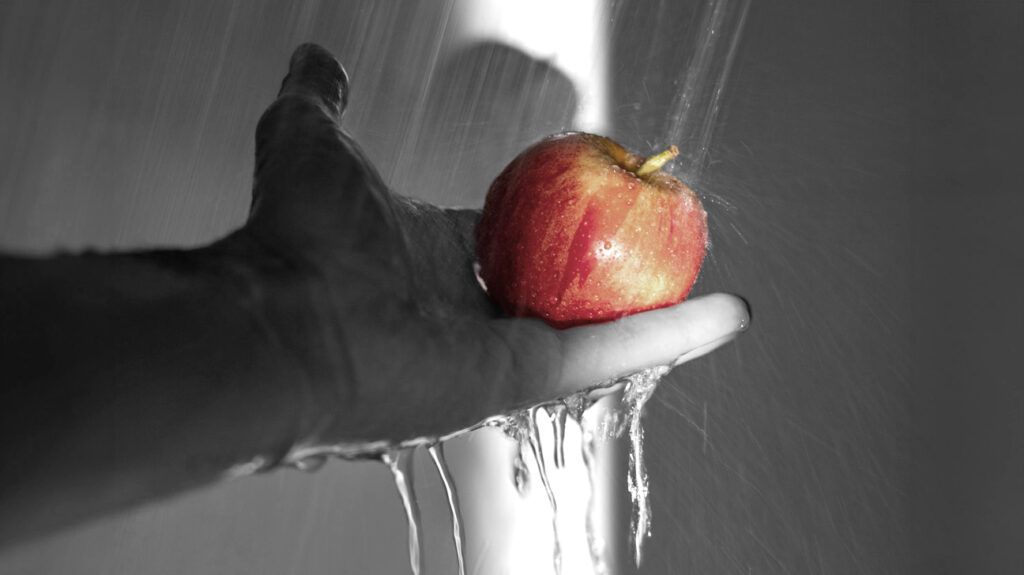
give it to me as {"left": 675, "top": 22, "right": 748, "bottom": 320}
{"left": 207, "top": 230, "right": 346, "bottom": 459}
{"left": 0, "top": 243, "right": 340, "bottom": 537}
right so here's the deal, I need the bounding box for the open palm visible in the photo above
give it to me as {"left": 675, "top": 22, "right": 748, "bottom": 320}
{"left": 238, "top": 44, "right": 750, "bottom": 446}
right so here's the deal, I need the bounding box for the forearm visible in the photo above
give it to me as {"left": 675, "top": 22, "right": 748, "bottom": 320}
{"left": 0, "top": 239, "right": 317, "bottom": 544}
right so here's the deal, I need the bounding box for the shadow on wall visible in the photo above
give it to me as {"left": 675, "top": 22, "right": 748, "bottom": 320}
{"left": 390, "top": 41, "right": 578, "bottom": 207}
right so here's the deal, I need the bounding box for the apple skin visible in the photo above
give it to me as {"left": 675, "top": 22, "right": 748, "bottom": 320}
{"left": 475, "top": 132, "right": 707, "bottom": 329}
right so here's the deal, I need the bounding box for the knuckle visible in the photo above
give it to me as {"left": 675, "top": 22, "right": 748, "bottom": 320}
{"left": 257, "top": 96, "right": 334, "bottom": 143}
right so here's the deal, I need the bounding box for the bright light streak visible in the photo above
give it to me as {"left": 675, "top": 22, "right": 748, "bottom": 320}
{"left": 469, "top": 410, "right": 613, "bottom": 575}
{"left": 456, "top": 0, "right": 610, "bottom": 133}
{"left": 455, "top": 2, "right": 614, "bottom": 572}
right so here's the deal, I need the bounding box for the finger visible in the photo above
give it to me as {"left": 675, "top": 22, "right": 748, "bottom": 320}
{"left": 253, "top": 43, "right": 350, "bottom": 187}
{"left": 325, "top": 311, "right": 564, "bottom": 442}
{"left": 331, "top": 293, "right": 747, "bottom": 442}
{"left": 279, "top": 43, "right": 349, "bottom": 119}
{"left": 248, "top": 44, "right": 400, "bottom": 265}
{"left": 554, "top": 292, "right": 750, "bottom": 394}
{"left": 463, "top": 293, "right": 749, "bottom": 412}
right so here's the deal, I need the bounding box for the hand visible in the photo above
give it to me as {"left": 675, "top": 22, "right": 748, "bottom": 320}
{"left": 231, "top": 43, "right": 750, "bottom": 446}
{"left": 0, "top": 42, "right": 748, "bottom": 545}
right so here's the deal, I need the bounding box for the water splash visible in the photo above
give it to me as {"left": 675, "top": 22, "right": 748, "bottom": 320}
{"left": 427, "top": 442, "right": 467, "bottom": 575}
{"left": 618, "top": 366, "right": 671, "bottom": 567}
{"left": 277, "top": 366, "right": 671, "bottom": 573}
{"left": 563, "top": 393, "right": 595, "bottom": 426}
{"left": 382, "top": 448, "right": 423, "bottom": 575}
{"left": 499, "top": 411, "right": 533, "bottom": 495}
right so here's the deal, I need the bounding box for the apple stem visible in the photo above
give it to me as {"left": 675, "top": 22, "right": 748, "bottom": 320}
{"left": 635, "top": 145, "right": 680, "bottom": 178}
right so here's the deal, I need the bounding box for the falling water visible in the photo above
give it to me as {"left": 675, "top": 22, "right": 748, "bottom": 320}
{"left": 575, "top": 401, "right": 608, "bottom": 575}
{"left": 499, "top": 411, "right": 533, "bottom": 495}
{"left": 618, "top": 366, "right": 671, "bottom": 567}
{"left": 427, "top": 443, "right": 467, "bottom": 575}
{"left": 548, "top": 403, "right": 569, "bottom": 469}
{"left": 382, "top": 448, "right": 424, "bottom": 575}
{"left": 563, "top": 393, "right": 595, "bottom": 427}
{"left": 512, "top": 447, "right": 531, "bottom": 495}
{"left": 273, "top": 366, "right": 670, "bottom": 574}
{"left": 526, "top": 407, "right": 563, "bottom": 575}
{"left": 666, "top": 0, "right": 752, "bottom": 184}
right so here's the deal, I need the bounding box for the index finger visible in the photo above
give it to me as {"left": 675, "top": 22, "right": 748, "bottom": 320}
{"left": 554, "top": 292, "right": 750, "bottom": 394}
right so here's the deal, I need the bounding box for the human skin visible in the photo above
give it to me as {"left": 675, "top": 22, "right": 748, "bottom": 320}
{"left": 0, "top": 44, "right": 749, "bottom": 546}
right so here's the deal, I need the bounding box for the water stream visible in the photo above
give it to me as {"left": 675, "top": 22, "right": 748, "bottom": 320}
{"left": 665, "top": 0, "right": 752, "bottom": 184}
{"left": 381, "top": 449, "right": 424, "bottom": 575}
{"left": 548, "top": 403, "right": 569, "bottom": 469}
{"left": 619, "top": 366, "right": 671, "bottom": 567}
{"left": 579, "top": 420, "right": 608, "bottom": 575}
{"left": 265, "top": 366, "right": 670, "bottom": 575}
{"left": 526, "top": 407, "right": 564, "bottom": 575}
{"left": 427, "top": 443, "right": 467, "bottom": 575}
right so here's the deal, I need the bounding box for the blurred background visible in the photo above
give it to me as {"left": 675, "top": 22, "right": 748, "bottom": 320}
{"left": 1, "top": 0, "right": 1022, "bottom": 574}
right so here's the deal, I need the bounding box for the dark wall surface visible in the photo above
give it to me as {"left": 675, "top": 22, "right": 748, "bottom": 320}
{"left": 1, "top": 1, "right": 1021, "bottom": 574}
{"left": 606, "top": 1, "right": 1023, "bottom": 573}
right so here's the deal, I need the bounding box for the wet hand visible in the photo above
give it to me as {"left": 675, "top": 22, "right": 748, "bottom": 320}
{"left": 235, "top": 44, "right": 749, "bottom": 446}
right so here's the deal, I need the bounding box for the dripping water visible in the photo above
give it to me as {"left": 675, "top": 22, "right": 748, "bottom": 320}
{"left": 276, "top": 364, "right": 671, "bottom": 573}
{"left": 427, "top": 442, "right": 467, "bottom": 575}
{"left": 576, "top": 403, "right": 608, "bottom": 575}
{"left": 563, "top": 393, "right": 594, "bottom": 426}
{"left": 547, "top": 403, "right": 569, "bottom": 469}
{"left": 382, "top": 448, "right": 424, "bottom": 575}
{"left": 618, "top": 366, "right": 670, "bottom": 567}
{"left": 499, "top": 411, "right": 533, "bottom": 495}
{"left": 512, "top": 448, "right": 530, "bottom": 495}
{"left": 526, "top": 407, "right": 563, "bottom": 575}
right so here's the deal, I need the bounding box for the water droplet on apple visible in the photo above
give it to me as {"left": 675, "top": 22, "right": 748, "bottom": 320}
{"left": 472, "top": 261, "right": 488, "bottom": 293}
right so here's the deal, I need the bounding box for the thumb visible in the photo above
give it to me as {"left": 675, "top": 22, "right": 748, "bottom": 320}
{"left": 252, "top": 43, "right": 350, "bottom": 205}
{"left": 277, "top": 42, "right": 349, "bottom": 119}
{"left": 248, "top": 44, "right": 400, "bottom": 264}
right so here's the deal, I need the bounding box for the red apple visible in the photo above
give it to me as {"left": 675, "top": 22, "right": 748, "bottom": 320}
{"left": 475, "top": 132, "right": 707, "bottom": 329}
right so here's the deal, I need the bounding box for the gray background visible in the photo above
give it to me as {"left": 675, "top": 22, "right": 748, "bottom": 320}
{"left": 1, "top": 0, "right": 1022, "bottom": 573}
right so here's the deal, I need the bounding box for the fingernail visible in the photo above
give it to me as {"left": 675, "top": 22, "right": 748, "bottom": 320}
{"left": 735, "top": 294, "right": 752, "bottom": 332}
{"left": 284, "top": 43, "right": 350, "bottom": 116}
